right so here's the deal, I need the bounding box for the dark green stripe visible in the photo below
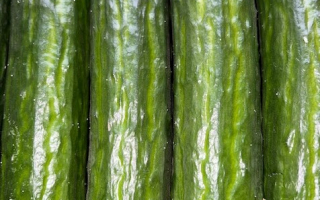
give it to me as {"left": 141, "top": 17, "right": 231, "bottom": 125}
{"left": 0, "top": 0, "right": 10, "bottom": 181}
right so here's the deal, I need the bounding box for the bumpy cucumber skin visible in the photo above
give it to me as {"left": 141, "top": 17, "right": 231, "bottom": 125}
{"left": 0, "top": 1, "right": 89, "bottom": 199}
{"left": 172, "top": 1, "right": 263, "bottom": 199}
{"left": 258, "top": 0, "right": 320, "bottom": 199}
{"left": 87, "top": 0, "right": 170, "bottom": 199}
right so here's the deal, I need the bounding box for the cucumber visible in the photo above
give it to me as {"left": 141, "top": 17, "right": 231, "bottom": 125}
{"left": 87, "top": 0, "right": 170, "bottom": 199}
{"left": 0, "top": 1, "right": 90, "bottom": 199}
{"left": 172, "top": 1, "right": 263, "bottom": 199}
{"left": 258, "top": 0, "right": 320, "bottom": 199}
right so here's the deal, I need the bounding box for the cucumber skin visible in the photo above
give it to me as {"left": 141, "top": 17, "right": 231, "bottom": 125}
{"left": 0, "top": 1, "right": 89, "bottom": 199}
{"left": 172, "top": 1, "right": 263, "bottom": 199}
{"left": 87, "top": 0, "right": 170, "bottom": 199}
{"left": 258, "top": 0, "right": 320, "bottom": 199}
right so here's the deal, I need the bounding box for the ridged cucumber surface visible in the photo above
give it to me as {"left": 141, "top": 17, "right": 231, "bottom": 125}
{"left": 0, "top": 1, "right": 90, "bottom": 199}
{"left": 87, "top": 0, "right": 170, "bottom": 199}
{"left": 172, "top": 1, "right": 263, "bottom": 199}
{"left": 258, "top": 0, "right": 320, "bottom": 199}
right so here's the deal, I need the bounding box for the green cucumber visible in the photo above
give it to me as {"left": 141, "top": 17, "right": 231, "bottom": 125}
{"left": 0, "top": 1, "right": 90, "bottom": 199}
{"left": 172, "top": 1, "right": 263, "bottom": 199}
{"left": 87, "top": 0, "right": 170, "bottom": 199}
{"left": 258, "top": 0, "right": 320, "bottom": 199}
